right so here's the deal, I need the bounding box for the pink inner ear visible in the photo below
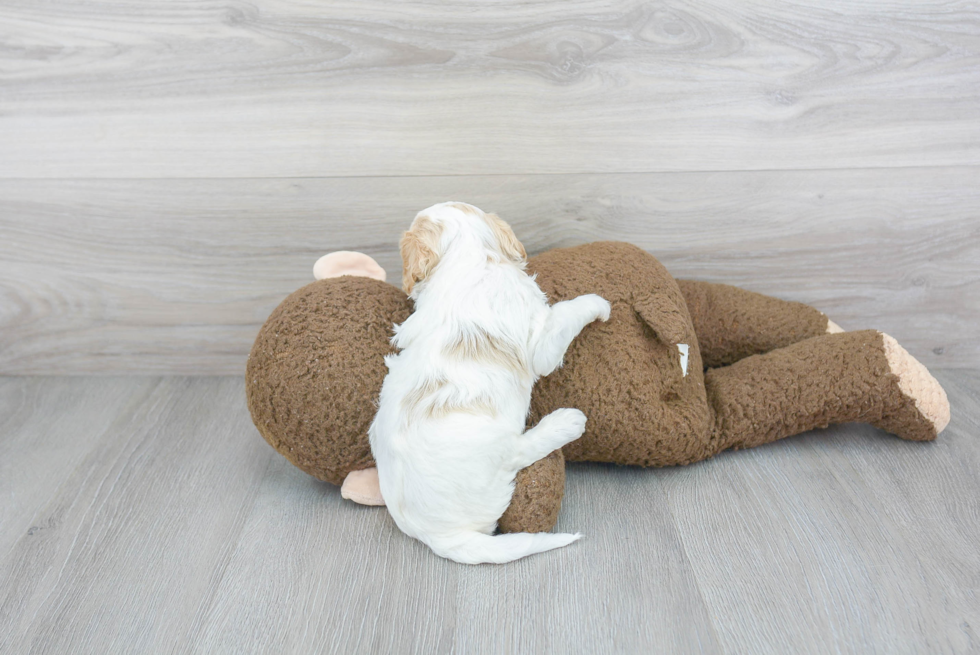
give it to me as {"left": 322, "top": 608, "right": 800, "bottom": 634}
{"left": 313, "top": 251, "right": 386, "bottom": 281}
{"left": 341, "top": 468, "right": 385, "bottom": 506}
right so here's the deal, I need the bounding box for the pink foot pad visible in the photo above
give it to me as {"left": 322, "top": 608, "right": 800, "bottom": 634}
{"left": 882, "top": 333, "right": 951, "bottom": 434}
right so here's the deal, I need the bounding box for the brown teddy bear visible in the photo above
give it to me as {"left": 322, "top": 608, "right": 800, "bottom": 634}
{"left": 246, "top": 242, "right": 949, "bottom": 534}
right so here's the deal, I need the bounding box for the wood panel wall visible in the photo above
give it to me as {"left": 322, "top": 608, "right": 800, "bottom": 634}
{"left": 1, "top": 0, "right": 977, "bottom": 373}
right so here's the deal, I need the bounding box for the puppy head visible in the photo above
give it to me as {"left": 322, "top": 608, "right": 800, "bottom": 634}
{"left": 400, "top": 214, "right": 444, "bottom": 296}
{"left": 439, "top": 202, "right": 526, "bottom": 264}
{"left": 401, "top": 202, "right": 527, "bottom": 295}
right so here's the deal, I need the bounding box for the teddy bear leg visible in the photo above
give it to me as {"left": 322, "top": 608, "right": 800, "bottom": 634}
{"left": 497, "top": 450, "right": 566, "bottom": 534}
{"left": 677, "top": 279, "right": 839, "bottom": 368}
{"left": 705, "top": 330, "right": 950, "bottom": 452}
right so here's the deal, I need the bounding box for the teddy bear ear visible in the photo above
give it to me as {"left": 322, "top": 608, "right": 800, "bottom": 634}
{"left": 313, "top": 252, "right": 387, "bottom": 281}
{"left": 340, "top": 468, "right": 386, "bottom": 506}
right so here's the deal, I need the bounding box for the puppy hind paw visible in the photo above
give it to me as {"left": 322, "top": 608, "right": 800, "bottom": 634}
{"left": 543, "top": 408, "right": 588, "bottom": 440}
{"left": 519, "top": 409, "right": 588, "bottom": 468}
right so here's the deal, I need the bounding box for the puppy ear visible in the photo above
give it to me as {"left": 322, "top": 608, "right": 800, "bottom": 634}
{"left": 486, "top": 213, "right": 527, "bottom": 263}
{"left": 400, "top": 216, "right": 442, "bottom": 295}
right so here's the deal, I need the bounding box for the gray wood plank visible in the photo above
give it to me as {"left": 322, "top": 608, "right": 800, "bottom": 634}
{"left": 661, "top": 369, "right": 980, "bottom": 654}
{"left": 1, "top": 373, "right": 977, "bottom": 653}
{"left": 188, "top": 455, "right": 721, "bottom": 654}
{"left": 1, "top": 0, "right": 978, "bottom": 178}
{"left": 0, "top": 377, "right": 273, "bottom": 655}
{"left": 453, "top": 464, "right": 722, "bottom": 654}
{"left": 181, "top": 457, "right": 465, "bottom": 654}
{"left": 1, "top": 168, "right": 977, "bottom": 374}
{"left": 0, "top": 377, "right": 159, "bottom": 558}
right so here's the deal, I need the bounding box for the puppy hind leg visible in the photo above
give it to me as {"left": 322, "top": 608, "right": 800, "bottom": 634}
{"left": 515, "top": 408, "right": 587, "bottom": 469}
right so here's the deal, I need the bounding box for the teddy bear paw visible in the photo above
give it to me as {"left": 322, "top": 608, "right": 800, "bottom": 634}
{"left": 881, "top": 333, "right": 950, "bottom": 436}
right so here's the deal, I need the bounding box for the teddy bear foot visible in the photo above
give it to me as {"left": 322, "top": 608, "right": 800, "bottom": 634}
{"left": 825, "top": 316, "right": 845, "bottom": 334}
{"left": 875, "top": 333, "right": 951, "bottom": 441}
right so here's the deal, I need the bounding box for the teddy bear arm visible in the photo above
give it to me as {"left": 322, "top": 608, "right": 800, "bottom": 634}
{"left": 633, "top": 293, "right": 690, "bottom": 346}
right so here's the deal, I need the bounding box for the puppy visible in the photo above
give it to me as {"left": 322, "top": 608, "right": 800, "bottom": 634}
{"left": 369, "top": 202, "right": 611, "bottom": 564}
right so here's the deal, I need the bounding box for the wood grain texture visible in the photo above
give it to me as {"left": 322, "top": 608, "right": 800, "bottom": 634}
{"left": 1, "top": 0, "right": 978, "bottom": 178}
{"left": 0, "top": 377, "right": 159, "bottom": 557}
{"left": 1, "top": 168, "right": 977, "bottom": 374}
{"left": 0, "top": 372, "right": 977, "bottom": 653}
{"left": 0, "top": 377, "right": 271, "bottom": 654}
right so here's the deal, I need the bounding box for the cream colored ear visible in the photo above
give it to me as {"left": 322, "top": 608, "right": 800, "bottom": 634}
{"left": 313, "top": 251, "right": 387, "bottom": 281}
{"left": 399, "top": 216, "right": 442, "bottom": 294}
{"left": 485, "top": 213, "right": 526, "bottom": 263}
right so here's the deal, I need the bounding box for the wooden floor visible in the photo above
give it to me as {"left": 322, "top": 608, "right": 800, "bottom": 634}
{"left": 1, "top": 372, "right": 977, "bottom": 654}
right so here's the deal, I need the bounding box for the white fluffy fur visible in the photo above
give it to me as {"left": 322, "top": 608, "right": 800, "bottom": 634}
{"left": 369, "top": 202, "right": 611, "bottom": 564}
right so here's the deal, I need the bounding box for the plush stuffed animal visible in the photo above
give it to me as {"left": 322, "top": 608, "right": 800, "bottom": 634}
{"left": 246, "top": 242, "right": 950, "bottom": 534}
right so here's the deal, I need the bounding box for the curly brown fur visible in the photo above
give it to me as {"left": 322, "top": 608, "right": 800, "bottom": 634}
{"left": 247, "top": 242, "right": 947, "bottom": 534}
{"left": 246, "top": 276, "right": 411, "bottom": 485}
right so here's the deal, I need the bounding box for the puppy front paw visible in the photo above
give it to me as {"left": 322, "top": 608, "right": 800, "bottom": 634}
{"left": 580, "top": 294, "right": 611, "bottom": 322}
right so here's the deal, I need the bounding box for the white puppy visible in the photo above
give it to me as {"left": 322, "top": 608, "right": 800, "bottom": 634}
{"left": 369, "top": 202, "right": 611, "bottom": 564}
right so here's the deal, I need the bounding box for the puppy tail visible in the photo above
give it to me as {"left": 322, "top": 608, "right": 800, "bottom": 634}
{"left": 427, "top": 531, "right": 582, "bottom": 565}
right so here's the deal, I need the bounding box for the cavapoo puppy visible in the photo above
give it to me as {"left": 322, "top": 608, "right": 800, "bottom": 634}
{"left": 369, "top": 202, "right": 611, "bottom": 564}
